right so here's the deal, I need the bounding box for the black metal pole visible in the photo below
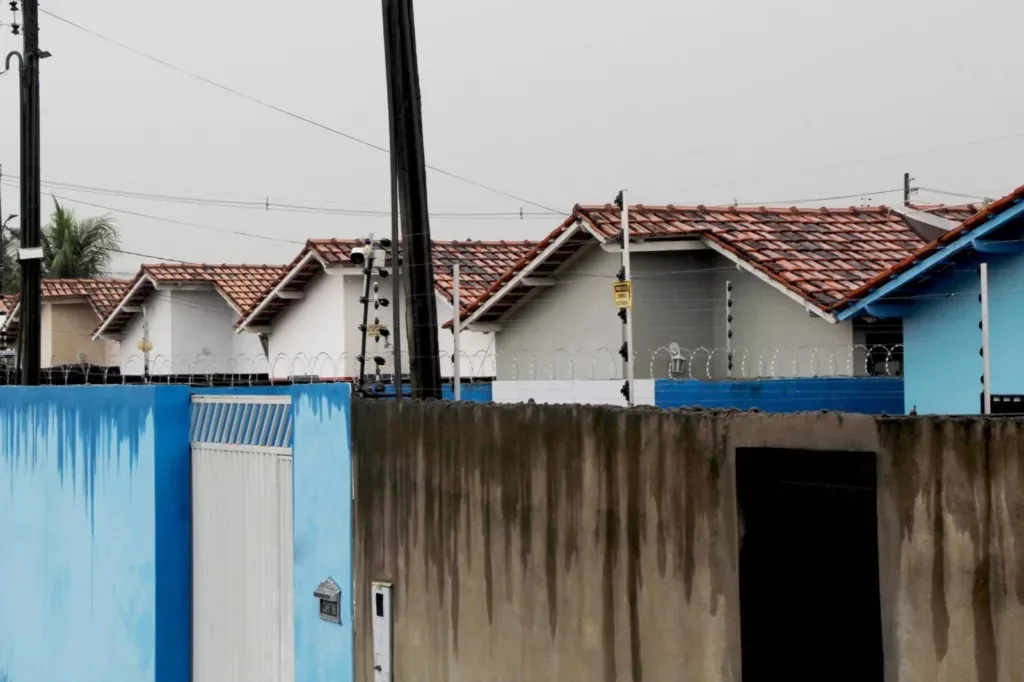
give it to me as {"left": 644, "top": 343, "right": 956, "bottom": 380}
{"left": 381, "top": 8, "right": 404, "bottom": 401}
{"left": 903, "top": 172, "right": 911, "bottom": 206}
{"left": 19, "top": 0, "right": 42, "bottom": 385}
{"left": 383, "top": 0, "right": 441, "bottom": 400}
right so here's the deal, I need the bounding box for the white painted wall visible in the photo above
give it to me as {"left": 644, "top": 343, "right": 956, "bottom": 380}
{"left": 266, "top": 267, "right": 494, "bottom": 380}
{"left": 268, "top": 271, "right": 348, "bottom": 379}
{"left": 119, "top": 288, "right": 266, "bottom": 375}
{"left": 492, "top": 245, "right": 857, "bottom": 381}
{"left": 709, "top": 259, "right": 856, "bottom": 378}
{"left": 119, "top": 292, "right": 173, "bottom": 375}
{"left": 492, "top": 379, "right": 655, "bottom": 406}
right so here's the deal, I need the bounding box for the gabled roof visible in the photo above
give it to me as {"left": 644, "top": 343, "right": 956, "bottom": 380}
{"left": 94, "top": 263, "right": 286, "bottom": 339}
{"left": 456, "top": 202, "right": 966, "bottom": 328}
{"left": 0, "top": 293, "right": 19, "bottom": 317}
{"left": 835, "top": 184, "right": 1024, "bottom": 320}
{"left": 2, "top": 278, "right": 130, "bottom": 336}
{"left": 236, "top": 238, "right": 534, "bottom": 331}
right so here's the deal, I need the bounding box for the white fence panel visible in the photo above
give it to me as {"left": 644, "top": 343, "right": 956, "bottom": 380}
{"left": 491, "top": 379, "right": 656, "bottom": 406}
{"left": 191, "top": 395, "right": 295, "bottom": 682}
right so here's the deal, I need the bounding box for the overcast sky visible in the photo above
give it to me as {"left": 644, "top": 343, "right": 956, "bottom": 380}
{"left": 0, "top": 0, "right": 1021, "bottom": 275}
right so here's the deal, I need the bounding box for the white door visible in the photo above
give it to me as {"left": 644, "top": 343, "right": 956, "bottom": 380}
{"left": 191, "top": 394, "right": 295, "bottom": 682}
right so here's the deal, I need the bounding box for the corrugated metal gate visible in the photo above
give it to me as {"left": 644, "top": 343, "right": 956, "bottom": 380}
{"left": 191, "top": 394, "right": 295, "bottom": 682}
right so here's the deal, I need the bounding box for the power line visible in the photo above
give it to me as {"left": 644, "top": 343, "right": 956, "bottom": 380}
{"left": 0, "top": 178, "right": 304, "bottom": 245}
{"left": 5, "top": 173, "right": 559, "bottom": 218}
{"left": 39, "top": 9, "right": 564, "bottom": 216}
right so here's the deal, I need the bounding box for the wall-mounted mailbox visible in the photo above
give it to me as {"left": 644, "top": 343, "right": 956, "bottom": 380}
{"left": 314, "top": 577, "right": 342, "bottom": 624}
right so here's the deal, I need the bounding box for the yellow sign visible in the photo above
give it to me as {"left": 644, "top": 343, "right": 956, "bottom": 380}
{"left": 137, "top": 339, "right": 153, "bottom": 352}
{"left": 367, "top": 324, "right": 387, "bottom": 340}
{"left": 613, "top": 281, "right": 633, "bottom": 309}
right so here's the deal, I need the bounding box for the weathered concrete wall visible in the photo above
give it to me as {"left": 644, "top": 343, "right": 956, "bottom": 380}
{"left": 352, "top": 400, "right": 1024, "bottom": 682}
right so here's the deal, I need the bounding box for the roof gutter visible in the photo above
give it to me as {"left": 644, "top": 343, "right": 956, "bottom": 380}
{"left": 702, "top": 237, "right": 838, "bottom": 323}
{"left": 235, "top": 250, "right": 321, "bottom": 333}
{"left": 93, "top": 274, "right": 154, "bottom": 340}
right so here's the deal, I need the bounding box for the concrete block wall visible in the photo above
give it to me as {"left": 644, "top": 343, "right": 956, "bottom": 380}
{"left": 352, "top": 400, "right": 1024, "bottom": 682}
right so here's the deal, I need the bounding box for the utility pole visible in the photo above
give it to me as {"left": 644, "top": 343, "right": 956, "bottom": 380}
{"left": 903, "top": 172, "right": 913, "bottom": 206}
{"left": 381, "top": 0, "right": 442, "bottom": 400}
{"left": 382, "top": 14, "right": 404, "bottom": 402}
{"left": 15, "top": 0, "right": 44, "bottom": 385}
{"left": 452, "top": 262, "right": 461, "bottom": 401}
{"left": 614, "top": 190, "right": 634, "bottom": 405}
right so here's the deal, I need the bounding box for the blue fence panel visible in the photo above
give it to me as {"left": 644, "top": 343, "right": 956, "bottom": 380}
{"left": 654, "top": 377, "right": 905, "bottom": 414}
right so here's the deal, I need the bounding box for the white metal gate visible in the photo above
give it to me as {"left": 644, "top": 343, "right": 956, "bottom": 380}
{"left": 191, "top": 394, "right": 295, "bottom": 682}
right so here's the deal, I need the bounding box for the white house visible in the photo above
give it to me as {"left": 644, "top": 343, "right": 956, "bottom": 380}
{"left": 93, "top": 263, "right": 286, "bottom": 375}
{"left": 455, "top": 203, "right": 973, "bottom": 384}
{"left": 235, "top": 238, "right": 535, "bottom": 381}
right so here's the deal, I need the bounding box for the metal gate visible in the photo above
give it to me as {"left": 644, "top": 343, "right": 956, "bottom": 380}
{"left": 191, "top": 394, "right": 295, "bottom": 682}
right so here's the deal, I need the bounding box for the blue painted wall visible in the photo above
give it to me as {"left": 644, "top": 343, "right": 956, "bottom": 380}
{"left": 289, "top": 383, "right": 354, "bottom": 682}
{"left": 902, "top": 253, "right": 1024, "bottom": 414}
{"left": 0, "top": 386, "right": 192, "bottom": 682}
{"left": 194, "top": 383, "right": 356, "bottom": 682}
{"left": 655, "top": 377, "right": 905, "bottom": 414}
{"left": 367, "top": 381, "right": 493, "bottom": 402}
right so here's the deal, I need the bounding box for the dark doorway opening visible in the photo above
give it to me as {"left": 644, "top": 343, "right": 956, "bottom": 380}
{"left": 737, "top": 448, "right": 883, "bottom": 682}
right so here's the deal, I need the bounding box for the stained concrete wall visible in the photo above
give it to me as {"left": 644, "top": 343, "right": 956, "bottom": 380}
{"left": 352, "top": 400, "right": 1024, "bottom": 682}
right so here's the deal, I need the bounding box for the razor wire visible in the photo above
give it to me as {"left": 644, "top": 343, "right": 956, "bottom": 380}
{"left": 0, "top": 344, "right": 905, "bottom": 385}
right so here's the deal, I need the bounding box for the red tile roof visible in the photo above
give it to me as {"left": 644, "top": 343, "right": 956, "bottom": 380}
{"left": 237, "top": 238, "right": 534, "bottom": 329}
{"left": 0, "top": 293, "right": 18, "bottom": 316}
{"left": 95, "top": 263, "right": 287, "bottom": 337}
{"left": 837, "top": 185, "right": 1024, "bottom": 309}
{"left": 457, "top": 202, "right": 964, "bottom": 325}
{"left": 3, "top": 278, "right": 130, "bottom": 336}
{"left": 41, "top": 278, "right": 131, "bottom": 317}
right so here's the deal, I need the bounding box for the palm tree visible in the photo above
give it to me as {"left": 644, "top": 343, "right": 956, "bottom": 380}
{"left": 42, "top": 199, "right": 121, "bottom": 278}
{"left": 3, "top": 199, "right": 122, "bottom": 291}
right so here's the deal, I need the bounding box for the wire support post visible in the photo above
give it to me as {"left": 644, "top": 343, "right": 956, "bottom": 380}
{"left": 353, "top": 235, "right": 394, "bottom": 398}
{"left": 614, "top": 190, "right": 634, "bottom": 406}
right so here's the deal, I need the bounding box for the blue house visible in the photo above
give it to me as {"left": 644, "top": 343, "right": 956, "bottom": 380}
{"left": 835, "top": 185, "right": 1024, "bottom": 415}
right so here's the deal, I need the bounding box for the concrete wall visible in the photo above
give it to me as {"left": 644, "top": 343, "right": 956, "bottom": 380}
{"left": 43, "top": 302, "right": 119, "bottom": 366}
{"left": 494, "top": 247, "right": 857, "bottom": 381}
{"left": 0, "top": 385, "right": 192, "bottom": 682}
{"left": 352, "top": 400, "right": 1024, "bottom": 682}
{"left": 903, "top": 252, "right": 1024, "bottom": 415}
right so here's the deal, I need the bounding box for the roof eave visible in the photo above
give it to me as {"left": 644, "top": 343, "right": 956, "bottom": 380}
{"left": 236, "top": 250, "right": 321, "bottom": 333}
{"left": 459, "top": 218, "right": 584, "bottom": 330}
{"left": 93, "top": 274, "right": 153, "bottom": 340}
{"left": 835, "top": 197, "right": 1024, "bottom": 322}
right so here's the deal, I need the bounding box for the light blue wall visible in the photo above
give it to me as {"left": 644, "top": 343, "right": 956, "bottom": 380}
{"left": 902, "top": 252, "right": 1024, "bottom": 414}
{"left": 655, "top": 377, "right": 904, "bottom": 414}
{"left": 290, "top": 383, "right": 354, "bottom": 682}
{"left": 0, "top": 386, "right": 192, "bottom": 682}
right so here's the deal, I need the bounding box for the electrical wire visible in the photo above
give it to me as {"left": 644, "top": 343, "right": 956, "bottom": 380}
{"left": 4, "top": 173, "right": 560, "bottom": 219}
{"left": 39, "top": 9, "right": 565, "bottom": 217}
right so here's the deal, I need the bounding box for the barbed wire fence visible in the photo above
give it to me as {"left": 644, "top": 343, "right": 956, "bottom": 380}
{"left": 0, "top": 344, "right": 905, "bottom": 386}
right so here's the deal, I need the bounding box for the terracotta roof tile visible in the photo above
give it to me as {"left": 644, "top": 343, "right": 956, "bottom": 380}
{"left": 237, "top": 238, "right": 535, "bottom": 328}
{"left": 95, "top": 263, "right": 287, "bottom": 337}
{"left": 457, "top": 201, "right": 981, "bottom": 326}
{"left": 836, "top": 186, "right": 1024, "bottom": 310}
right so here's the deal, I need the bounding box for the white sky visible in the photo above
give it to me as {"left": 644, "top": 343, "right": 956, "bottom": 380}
{"left": 1, "top": 0, "right": 1022, "bottom": 276}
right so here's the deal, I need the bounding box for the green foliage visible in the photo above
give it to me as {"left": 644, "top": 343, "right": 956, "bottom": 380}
{"left": 2, "top": 198, "right": 121, "bottom": 291}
